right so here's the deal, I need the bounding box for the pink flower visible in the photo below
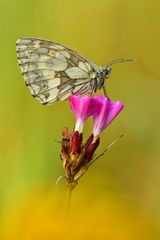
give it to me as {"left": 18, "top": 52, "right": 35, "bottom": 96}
{"left": 69, "top": 95, "right": 96, "bottom": 133}
{"left": 61, "top": 95, "right": 124, "bottom": 188}
{"left": 92, "top": 96, "right": 124, "bottom": 136}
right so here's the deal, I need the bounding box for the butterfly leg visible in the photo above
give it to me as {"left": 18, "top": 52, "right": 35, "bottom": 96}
{"left": 90, "top": 90, "right": 95, "bottom": 97}
{"left": 103, "top": 86, "right": 108, "bottom": 97}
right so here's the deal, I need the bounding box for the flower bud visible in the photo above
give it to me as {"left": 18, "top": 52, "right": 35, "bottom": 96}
{"left": 85, "top": 136, "right": 100, "bottom": 161}
{"left": 71, "top": 131, "right": 82, "bottom": 155}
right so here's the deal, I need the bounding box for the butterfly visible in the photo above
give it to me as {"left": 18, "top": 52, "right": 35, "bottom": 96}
{"left": 16, "top": 37, "right": 132, "bottom": 105}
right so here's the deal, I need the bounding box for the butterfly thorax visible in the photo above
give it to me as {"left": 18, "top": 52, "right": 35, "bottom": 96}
{"left": 90, "top": 67, "right": 112, "bottom": 92}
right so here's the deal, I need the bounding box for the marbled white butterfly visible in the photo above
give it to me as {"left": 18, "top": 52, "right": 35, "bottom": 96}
{"left": 16, "top": 38, "right": 132, "bottom": 105}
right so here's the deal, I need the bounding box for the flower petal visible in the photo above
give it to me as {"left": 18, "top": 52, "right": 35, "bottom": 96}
{"left": 69, "top": 95, "right": 97, "bottom": 132}
{"left": 105, "top": 100, "right": 124, "bottom": 126}
{"left": 93, "top": 96, "right": 124, "bottom": 136}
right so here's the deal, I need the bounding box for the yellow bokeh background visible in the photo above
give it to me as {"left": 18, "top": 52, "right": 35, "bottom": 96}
{"left": 0, "top": 0, "right": 160, "bottom": 239}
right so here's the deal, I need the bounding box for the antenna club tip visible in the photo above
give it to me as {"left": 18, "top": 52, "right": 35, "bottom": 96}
{"left": 127, "top": 58, "right": 136, "bottom": 62}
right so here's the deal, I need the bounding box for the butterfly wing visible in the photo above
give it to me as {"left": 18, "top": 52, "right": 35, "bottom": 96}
{"left": 16, "top": 37, "right": 99, "bottom": 105}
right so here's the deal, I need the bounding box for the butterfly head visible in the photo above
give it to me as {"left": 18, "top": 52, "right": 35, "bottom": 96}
{"left": 95, "top": 57, "right": 134, "bottom": 91}
{"left": 104, "top": 66, "right": 112, "bottom": 80}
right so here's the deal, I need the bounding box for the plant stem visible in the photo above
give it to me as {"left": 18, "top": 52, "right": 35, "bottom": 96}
{"left": 66, "top": 186, "right": 73, "bottom": 219}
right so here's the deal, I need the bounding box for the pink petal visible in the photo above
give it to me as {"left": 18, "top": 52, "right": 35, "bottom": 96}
{"left": 105, "top": 101, "right": 124, "bottom": 126}
{"left": 69, "top": 95, "right": 97, "bottom": 132}
{"left": 69, "top": 95, "right": 81, "bottom": 118}
{"left": 93, "top": 96, "right": 124, "bottom": 136}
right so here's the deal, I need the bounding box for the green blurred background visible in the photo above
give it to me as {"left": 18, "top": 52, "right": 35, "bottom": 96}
{"left": 0, "top": 0, "right": 160, "bottom": 239}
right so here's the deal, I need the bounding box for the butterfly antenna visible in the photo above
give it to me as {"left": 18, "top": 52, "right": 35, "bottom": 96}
{"left": 106, "top": 57, "right": 136, "bottom": 68}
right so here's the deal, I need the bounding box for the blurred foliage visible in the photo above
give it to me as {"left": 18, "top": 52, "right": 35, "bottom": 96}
{"left": 0, "top": 0, "right": 160, "bottom": 239}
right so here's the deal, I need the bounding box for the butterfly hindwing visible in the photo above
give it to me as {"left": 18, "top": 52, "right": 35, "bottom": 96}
{"left": 16, "top": 38, "right": 98, "bottom": 105}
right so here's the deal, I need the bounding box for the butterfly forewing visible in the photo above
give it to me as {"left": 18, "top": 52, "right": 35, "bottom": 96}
{"left": 16, "top": 38, "right": 99, "bottom": 105}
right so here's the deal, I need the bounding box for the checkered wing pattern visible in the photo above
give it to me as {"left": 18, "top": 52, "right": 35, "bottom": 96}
{"left": 16, "top": 38, "right": 99, "bottom": 105}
